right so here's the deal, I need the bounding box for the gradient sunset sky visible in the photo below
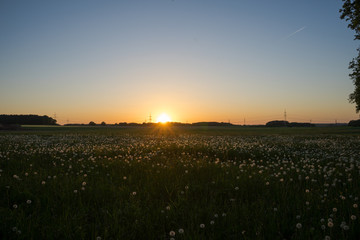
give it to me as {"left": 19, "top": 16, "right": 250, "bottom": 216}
{"left": 1, "top": 0, "right": 359, "bottom": 124}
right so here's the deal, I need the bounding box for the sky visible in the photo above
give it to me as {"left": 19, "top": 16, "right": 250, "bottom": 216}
{"left": 1, "top": 0, "right": 359, "bottom": 124}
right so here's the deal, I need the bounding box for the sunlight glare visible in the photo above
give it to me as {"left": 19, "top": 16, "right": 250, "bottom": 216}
{"left": 156, "top": 113, "right": 171, "bottom": 123}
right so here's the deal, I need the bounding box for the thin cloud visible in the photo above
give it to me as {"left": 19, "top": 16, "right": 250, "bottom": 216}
{"left": 286, "top": 26, "right": 306, "bottom": 39}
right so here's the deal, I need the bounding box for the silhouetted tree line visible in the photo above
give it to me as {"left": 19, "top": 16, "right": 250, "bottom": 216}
{"left": 192, "top": 122, "right": 233, "bottom": 126}
{"left": 266, "top": 120, "right": 315, "bottom": 127}
{"left": 83, "top": 121, "right": 231, "bottom": 127}
{"left": 0, "top": 115, "right": 57, "bottom": 125}
{"left": 348, "top": 119, "right": 360, "bottom": 126}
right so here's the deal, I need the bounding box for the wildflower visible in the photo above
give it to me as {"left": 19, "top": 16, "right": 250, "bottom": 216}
{"left": 210, "top": 220, "right": 215, "bottom": 225}
{"left": 327, "top": 222, "right": 334, "bottom": 228}
{"left": 74, "top": 190, "right": 78, "bottom": 193}
{"left": 332, "top": 208, "right": 337, "bottom": 212}
{"left": 123, "top": 176, "right": 127, "bottom": 180}
{"left": 82, "top": 181, "right": 86, "bottom": 186}
{"left": 132, "top": 192, "right": 136, "bottom": 196}
{"left": 200, "top": 224, "right": 205, "bottom": 228}
{"left": 222, "top": 213, "right": 226, "bottom": 217}
{"left": 166, "top": 206, "right": 171, "bottom": 210}
{"left": 324, "top": 236, "right": 331, "bottom": 240}
{"left": 26, "top": 200, "right": 32, "bottom": 204}
{"left": 13, "top": 204, "right": 18, "bottom": 209}
{"left": 296, "top": 223, "right": 302, "bottom": 229}
{"left": 350, "top": 215, "right": 356, "bottom": 220}
{"left": 41, "top": 181, "right": 46, "bottom": 185}
{"left": 353, "top": 203, "right": 358, "bottom": 208}
{"left": 178, "top": 228, "right": 184, "bottom": 234}
{"left": 169, "top": 231, "right": 175, "bottom": 237}
{"left": 340, "top": 221, "right": 346, "bottom": 228}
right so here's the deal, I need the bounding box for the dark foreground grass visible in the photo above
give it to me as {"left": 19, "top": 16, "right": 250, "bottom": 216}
{"left": 0, "top": 127, "right": 360, "bottom": 239}
{"left": 13, "top": 125, "right": 360, "bottom": 136}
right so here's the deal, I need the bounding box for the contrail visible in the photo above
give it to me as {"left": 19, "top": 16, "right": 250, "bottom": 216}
{"left": 286, "top": 26, "right": 306, "bottom": 39}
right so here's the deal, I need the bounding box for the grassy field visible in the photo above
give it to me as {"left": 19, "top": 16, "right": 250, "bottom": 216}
{"left": 1, "top": 126, "right": 360, "bottom": 239}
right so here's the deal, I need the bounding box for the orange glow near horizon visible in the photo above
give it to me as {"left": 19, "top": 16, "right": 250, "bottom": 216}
{"left": 156, "top": 113, "right": 171, "bottom": 123}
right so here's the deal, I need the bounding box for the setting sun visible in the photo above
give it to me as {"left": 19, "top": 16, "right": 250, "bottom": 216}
{"left": 156, "top": 113, "right": 171, "bottom": 123}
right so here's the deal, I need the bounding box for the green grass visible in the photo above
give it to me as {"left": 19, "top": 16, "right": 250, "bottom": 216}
{"left": 1, "top": 127, "right": 360, "bottom": 239}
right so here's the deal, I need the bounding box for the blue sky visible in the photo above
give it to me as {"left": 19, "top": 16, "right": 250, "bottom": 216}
{"left": 0, "top": 0, "right": 358, "bottom": 124}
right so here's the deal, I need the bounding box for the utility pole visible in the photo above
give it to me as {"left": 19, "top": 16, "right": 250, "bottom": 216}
{"left": 284, "top": 109, "right": 287, "bottom": 122}
{"left": 149, "top": 113, "right": 152, "bottom": 123}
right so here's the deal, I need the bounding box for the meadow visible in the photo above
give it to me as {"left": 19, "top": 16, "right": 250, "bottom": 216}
{"left": 1, "top": 126, "right": 360, "bottom": 239}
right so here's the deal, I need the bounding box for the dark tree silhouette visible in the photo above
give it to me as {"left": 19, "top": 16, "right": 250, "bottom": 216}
{"left": 0, "top": 115, "right": 57, "bottom": 125}
{"left": 348, "top": 119, "right": 360, "bottom": 126}
{"left": 89, "top": 121, "right": 96, "bottom": 126}
{"left": 340, "top": 0, "right": 360, "bottom": 112}
{"left": 100, "top": 121, "right": 106, "bottom": 126}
